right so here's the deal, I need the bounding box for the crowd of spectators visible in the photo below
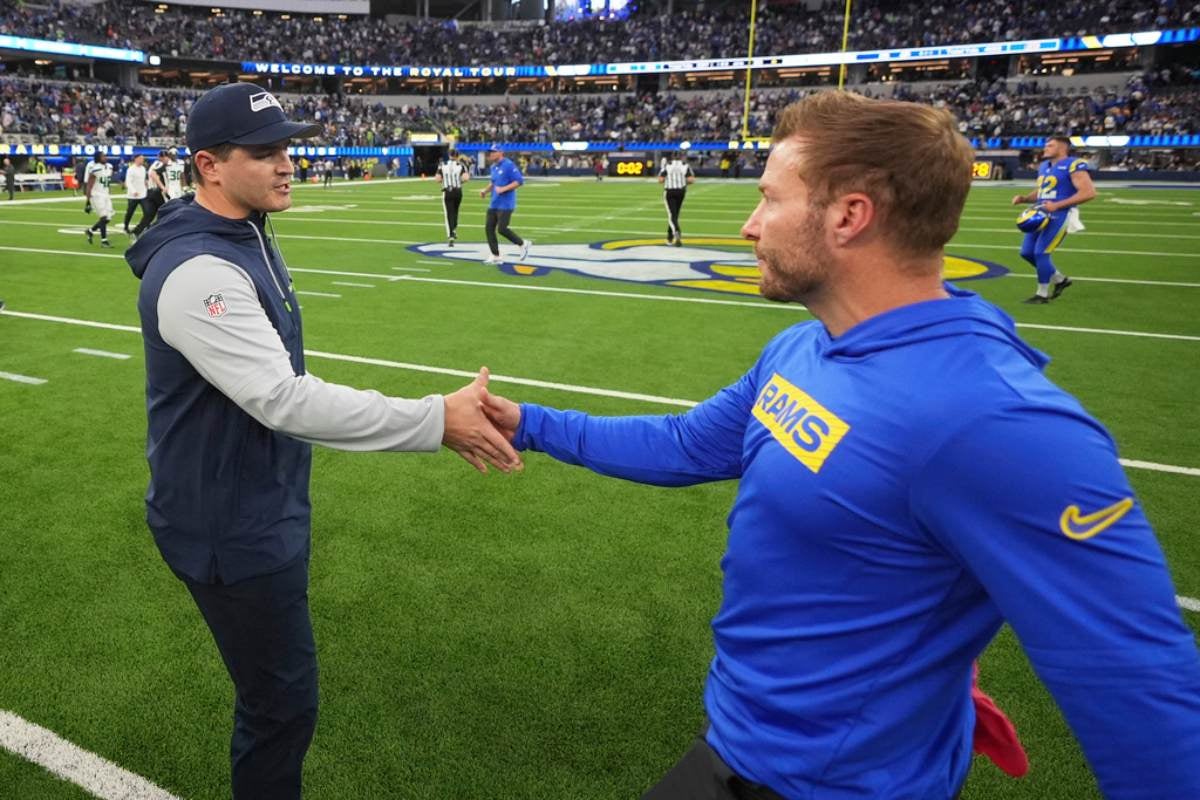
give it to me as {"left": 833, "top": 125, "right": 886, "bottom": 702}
{"left": 892, "top": 70, "right": 1200, "bottom": 137}
{"left": 0, "top": 79, "right": 430, "bottom": 146}
{"left": 4, "top": 0, "right": 1200, "bottom": 67}
{"left": 5, "top": 69, "right": 1197, "bottom": 147}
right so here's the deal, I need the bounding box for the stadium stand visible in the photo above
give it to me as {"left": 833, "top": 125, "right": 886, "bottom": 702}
{"left": 3, "top": 73, "right": 1198, "bottom": 145}
{"left": 3, "top": 0, "right": 1200, "bottom": 66}
{"left": 1, "top": 1, "right": 1199, "bottom": 179}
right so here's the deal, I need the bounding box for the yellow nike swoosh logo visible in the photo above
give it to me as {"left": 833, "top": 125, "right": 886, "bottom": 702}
{"left": 1059, "top": 497, "right": 1134, "bottom": 541}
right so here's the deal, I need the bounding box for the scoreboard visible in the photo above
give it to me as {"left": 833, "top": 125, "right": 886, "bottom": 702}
{"left": 972, "top": 160, "right": 996, "bottom": 180}
{"left": 608, "top": 155, "right": 655, "bottom": 177}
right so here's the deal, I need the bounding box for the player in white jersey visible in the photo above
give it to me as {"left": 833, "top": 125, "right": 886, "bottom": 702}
{"left": 164, "top": 148, "right": 187, "bottom": 200}
{"left": 123, "top": 153, "right": 149, "bottom": 238}
{"left": 83, "top": 151, "right": 115, "bottom": 248}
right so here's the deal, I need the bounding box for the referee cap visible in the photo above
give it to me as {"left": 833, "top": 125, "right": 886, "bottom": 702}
{"left": 187, "top": 83, "right": 321, "bottom": 152}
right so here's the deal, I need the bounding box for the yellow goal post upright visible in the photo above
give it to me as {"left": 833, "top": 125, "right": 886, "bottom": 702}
{"left": 740, "top": 0, "right": 856, "bottom": 141}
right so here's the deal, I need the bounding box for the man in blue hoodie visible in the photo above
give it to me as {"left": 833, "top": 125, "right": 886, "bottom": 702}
{"left": 481, "top": 92, "right": 1200, "bottom": 799}
{"left": 125, "top": 83, "right": 521, "bottom": 800}
{"left": 479, "top": 145, "right": 531, "bottom": 265}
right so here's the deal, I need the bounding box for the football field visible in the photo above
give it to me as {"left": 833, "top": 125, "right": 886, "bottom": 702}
{"left": 1, "top": 175, "right": 1197, "bottom": 799}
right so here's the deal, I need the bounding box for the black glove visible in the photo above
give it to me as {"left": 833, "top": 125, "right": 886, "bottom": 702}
{"left": 84, "top": 199, "right": 92, "bottom": 214}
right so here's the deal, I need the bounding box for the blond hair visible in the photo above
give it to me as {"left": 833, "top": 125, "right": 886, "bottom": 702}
{"left": 772, "top": 91, "right": 974, "bottom": 256}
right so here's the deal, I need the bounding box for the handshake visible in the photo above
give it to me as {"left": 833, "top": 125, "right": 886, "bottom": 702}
{"left": 440, "top": 366, "right": 523, "bottom": 474}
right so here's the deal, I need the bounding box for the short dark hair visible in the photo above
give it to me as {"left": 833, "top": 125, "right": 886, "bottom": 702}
{"left": 772, "top": 91, "right": 974, "bottom": 257}
{"left": 1048, "top": 135, "right": 1071, "bottom": 148}
{"left": 192, "top": 142, "right": 238, "bottom": 186}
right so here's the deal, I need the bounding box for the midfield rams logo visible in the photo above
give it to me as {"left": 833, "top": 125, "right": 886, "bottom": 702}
{"left": 409, "top": 238, "right": 1008, "bottom": 297}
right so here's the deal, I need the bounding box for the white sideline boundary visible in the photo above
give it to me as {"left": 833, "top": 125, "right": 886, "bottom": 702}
{"left": 0, "top": 710, "right": 182, "bottom": 800}
{"left": 1, "top": 307, "right": 1197, "bottom": 479}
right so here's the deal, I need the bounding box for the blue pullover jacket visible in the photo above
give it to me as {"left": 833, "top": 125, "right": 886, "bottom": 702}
{"left": 127, "top": 197, "right": 311, "bottom": 584}
{"left": 514, "top": 285, "right": 1200, "bottom": 800}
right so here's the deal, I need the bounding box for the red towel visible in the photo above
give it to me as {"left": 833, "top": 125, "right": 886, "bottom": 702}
{"left": 971, "top": 662, "right": 1029, "bottom": 778}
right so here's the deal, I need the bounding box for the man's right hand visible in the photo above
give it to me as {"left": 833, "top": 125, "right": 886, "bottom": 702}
{"left": 480, "top": 387, "right": 520, "bottom": 442}
{"left": 84, "top": 199, "right": 92, "bottom": 214}
{"left": 1011, "top": 194, "right": 1025, "bottom": 206}
{"left": 442, "top": 367, "right": 523, "bottom": 474}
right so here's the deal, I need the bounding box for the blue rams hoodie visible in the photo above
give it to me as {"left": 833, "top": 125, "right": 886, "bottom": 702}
{"left": 128, "top": 197, "right": 444, "bottom": 584}
{"left": 513, "top": 285, "right": 1200, "bottom": 799}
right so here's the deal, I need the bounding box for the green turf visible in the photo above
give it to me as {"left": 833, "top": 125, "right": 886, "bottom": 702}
{"left": 0, "top": 176, "right": 1196, "bottom": 799}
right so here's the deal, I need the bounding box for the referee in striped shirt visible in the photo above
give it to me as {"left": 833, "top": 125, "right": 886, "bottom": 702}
{"left": 659, "top": 153, "right": 695, "bottom": 247}
{"left": 437, "top": 153, "right": 468, "bottom": 246}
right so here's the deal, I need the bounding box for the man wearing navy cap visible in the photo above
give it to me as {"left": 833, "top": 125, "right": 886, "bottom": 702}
{"left": 480, "top": 145, "right": 531, "bottom": 265}
{"left": 125, "top": 82, "right": 521, "bottom": 799}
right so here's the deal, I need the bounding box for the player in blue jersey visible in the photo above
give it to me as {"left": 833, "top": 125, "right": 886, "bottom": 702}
{"left": 1011, "top": 136, "right": 1097, "bottom": 304}
{"left": 481, "top": 94, "right": 1200, "bottom": 800}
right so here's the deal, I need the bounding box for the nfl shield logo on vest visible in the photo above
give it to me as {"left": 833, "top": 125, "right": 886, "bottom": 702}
{"left": 204, "top": 293, "right": 228, "bottom": 318}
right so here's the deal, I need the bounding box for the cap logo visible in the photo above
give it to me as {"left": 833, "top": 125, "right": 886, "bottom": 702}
{"left": 249, "top": 91, "right": 283, "bottom": 113}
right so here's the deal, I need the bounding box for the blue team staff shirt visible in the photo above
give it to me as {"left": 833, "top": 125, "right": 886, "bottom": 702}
{"left": 489, "top": 157, "right": 523, "bottom": 210}
{"left": 511, "top": 284, "right": 1200, "bottom": 800}
{"left": 1037, "top": 155, "right": 1089, "bottom": 209}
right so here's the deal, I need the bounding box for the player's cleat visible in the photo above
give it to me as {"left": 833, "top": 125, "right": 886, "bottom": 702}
{"left": 129, "top": 231, "right": 138, "bottom": 243}
{"left": 518, "top": 239, "right": 532, "bottom": 261}
{"left": 1051, "top": 277, "right": 1072, "bottom": 299}
{"left": 1022, "top": 295, "right": 1050, "bottom": 305}
{"left": 85, "top": 229, "right": 93, "bottom": 245}
{"left": 448, "top": 235, "right": 456, "bottom": 247}
{"left": 483, "top": 254, "right": 502, "bottom": 265}
{"left": 100, "top": 239, "right": 113, "bottom": 248}
{"left": 673, "top": 238, "right": 682, "bottom": 247}
{"left": 123, "top": 225, "right": 130, "bottom": 235}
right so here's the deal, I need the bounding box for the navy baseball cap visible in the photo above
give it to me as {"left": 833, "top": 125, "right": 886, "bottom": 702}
{"left": 186, "top": 83, "right": 321, "bottom": 152}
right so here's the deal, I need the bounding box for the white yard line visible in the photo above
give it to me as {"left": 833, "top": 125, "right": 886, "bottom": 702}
{"left": 3, "top": 244, "right": 1199, "bottom": 326}
{"left": 295, "top": 290, "right": 342, "bottom": 298}
{"left": 0, "top": 711, "right": 181, "bottom": 800}
{"left": 1016, "top": 323, "right": 1200, "bottom": 342}
{"left": 73, "top": 347, "right": 131, "bottom": 360}
{"left": 0, "top": 370, "right": 46, "bottom": 384}
{"left": 1003, "top": 274, "right": 1200, "bottom": 288}
{"left": 0, "top": 244, "right": 124, "bottom": 260}
{"left": 950, "top": 242, "right": 1200, "bottom": 259}
{"left": 330, "top": 281, "right": 376, "bottom": 288}
{"left": 11, "top": 220, "right": 1200, "bottom": 260}
{"left": 1119, "top": 460, "right": 1200, "bottom": 478}
{"left": 2, "top": 307, "right": 1197, "bottom": 479}
{"left": 392, "top": 273, "right": 792, "bottom": 309}
{"left": 1178, "top": 596, "right": 1200, "bottom": 613}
